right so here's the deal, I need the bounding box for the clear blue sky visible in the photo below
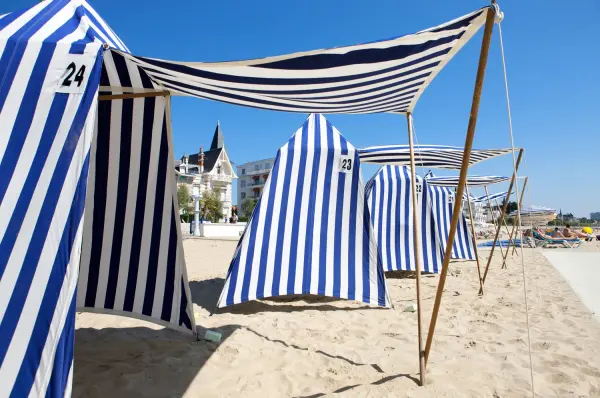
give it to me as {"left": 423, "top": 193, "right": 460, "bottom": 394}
{"left": 7, "top": 0, "right": 600, "bottom": 216}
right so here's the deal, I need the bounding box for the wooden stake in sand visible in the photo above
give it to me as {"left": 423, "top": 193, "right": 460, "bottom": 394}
{"left": 501, "top": 177, "right": 528, "bottom": 268}
{"left": 464, "top": 185, "right": 484, "bottom": 294}
{"left": 406, "top": 113, "right": 426, "bottom": 386}
{"left": 480, "top": 148, "right": 524, "bottom": 292}
{"left": 424, "top": 3, "right": 496, "bottom": 367}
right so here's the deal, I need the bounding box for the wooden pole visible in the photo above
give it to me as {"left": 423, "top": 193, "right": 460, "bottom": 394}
{"left": 501, "top": 177, "right": 528, "bottom": 267}
{"left": 465, "top": 185, "right": 485, "bottom": 294}
{"left": 98, "top": 90, "right": 170, "bottom": 101}
{"left": 479, "top": 148, "right": 524, "bottom": 293}
{"left": 483, "top": 186, "right": 507, "bottom": 260}
{"left": 424, "top": 5, "right": 496, "bottom": 366}
{"left": 406, "top": 113, "right": 426, "bottom": 386}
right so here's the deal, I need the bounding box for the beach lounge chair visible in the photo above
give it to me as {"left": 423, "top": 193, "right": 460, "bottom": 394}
{"left": 532, "top": 231, "right": 581, "bottom": 248}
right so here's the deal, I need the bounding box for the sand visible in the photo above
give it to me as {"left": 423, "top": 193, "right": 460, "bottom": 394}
{"left": 74, "top": 238, "right": 600, "bottom": 397}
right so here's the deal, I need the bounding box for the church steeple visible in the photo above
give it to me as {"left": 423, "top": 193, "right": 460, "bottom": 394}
{"left": 210, "top": 120, "right": 224, "bottom": 150}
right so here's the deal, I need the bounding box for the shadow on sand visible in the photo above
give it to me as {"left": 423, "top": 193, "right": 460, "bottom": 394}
{"left": 73, "top": 324, "right": 239, "bottom": 398}
{"left": 189, "top": 278, "right": 386, "bottom": 315}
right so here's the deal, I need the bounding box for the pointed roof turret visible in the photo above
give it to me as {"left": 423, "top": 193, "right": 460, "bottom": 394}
{"left": 210, "top": 120, "right": 224, "bottom": 150}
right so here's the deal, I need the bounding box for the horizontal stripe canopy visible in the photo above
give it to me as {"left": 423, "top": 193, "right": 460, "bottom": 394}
{"left": 472, "top": 191, "right": 510, "bottom": 203}
{"left": 358, "top": 145, "right": 512, "bottom": 168}
{"left": 425, "top": 175, "right": 510, "bottom": 187}
{"left": 107, "top": 8, "right": 490, "bottom": 114}
{"left": 218, "top": 114, "right": 390, "bottom": 308}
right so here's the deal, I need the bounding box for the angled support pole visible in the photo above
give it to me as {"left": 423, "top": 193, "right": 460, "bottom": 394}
{"left": 406, "top": 113, "right": 426, "bottom": 386}
{"left": 424, "top": 4, "right": 496, "bottom": 366}
{"left": 480, "top": 148, "right": 524, "bottom": 293}
{"left": 502, "top": 177, "right": 528, "bottom": 267}
{"left": 464, "top": 185, "right": 485, "bottom": 294}
{"left": 484, "top": 186, "right": 507, "bottom": 260}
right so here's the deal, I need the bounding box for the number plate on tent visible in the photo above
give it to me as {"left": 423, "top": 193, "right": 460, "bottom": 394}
{"left": 338, "top": 155, "right": 354, "bottom": 173}
{"left": 55, "top": 52, "right": 97, "bottom": 94}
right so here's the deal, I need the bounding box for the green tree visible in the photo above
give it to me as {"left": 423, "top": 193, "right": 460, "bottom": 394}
{"left": 201, "top": 188, "right": 224, "bottom": 223}
{"left": 242, "top": 198, "right": 258, "bottom": 217}
{"left": 177, "top": 185, "right": 193, "bottom": 222}
{"left": 501, "top": 200, "right": 518, "bottom": 214}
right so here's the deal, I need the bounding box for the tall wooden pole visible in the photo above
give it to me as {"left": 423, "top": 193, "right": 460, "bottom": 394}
{"left": 465, "top": 185, "right": 484, "bottom": 294}
{"left": 424, "top": 5, "right": 496, "bottom": 366}
{"left": 501, "top": 177, "right": 528, "bottom": 268}
{"left": 479, "top": 148, "right": 524, "bottom": 294}
{"left": 484, "top": 186, "right": 507, "bottom": 260}
{"left": 406, "top": 113, "right": 426, "bottom": 386}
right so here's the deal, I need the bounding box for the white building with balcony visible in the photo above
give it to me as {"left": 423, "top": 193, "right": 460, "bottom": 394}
{"left": 237, "top": 157, "right": 275, "bottom": 217}
{"left": 175, "top": 121, "right": 236, "bottom": 219}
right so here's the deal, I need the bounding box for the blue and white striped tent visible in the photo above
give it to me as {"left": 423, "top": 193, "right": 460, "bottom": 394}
{"left": 366, "top": 166, "right": 443, "bottom": 273}
{"left": 366, "top": 167, "right": 475, "bottom": 274}
{"left": 0, "top": 1, "right": 194, "bottom": 396}
{"left": 218, "top": 114, "right": 390, "bottom": 308}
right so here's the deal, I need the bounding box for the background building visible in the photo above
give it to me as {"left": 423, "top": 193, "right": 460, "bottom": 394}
{"left": 237, "top": 158, "right": 275, "bottom": 217}
{"left": 591, "top": 212, "right": 600, "bottom": 221}
{"left": 175, "top": 122, "right": 236, "bottom": 220}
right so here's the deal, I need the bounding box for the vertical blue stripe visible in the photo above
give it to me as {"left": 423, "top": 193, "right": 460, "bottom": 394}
{"left": 255, "top": 146, "right": 281, "bottom": 299}
{"left": 104, "top": 99, "right": 132, "bottom": 309}
{"left": 269, "top": 151, "right": 288, "bottom": 298}
{"left": 392, "top": 167, "right": 402, "bottom": 271}
{"left": 160, "top": 205, "right": 178, "bottom": 322}
{"left": 178, "top": 279, "right": 192, "bottom": 330}
{"left": 287, "top": 123, "right": 309, "bottom": 295}
{"left": 123, "top": 97, "right": 155, "bottom": 312}
{"left": 331, "top": 129, "right": 346, "bottom": 297}
{"left": 142, "top": 118, "right": 169, "bottom": 316}
{"left": 402, "top": 167, "right": 411, "bottom": 270}
{"left": 318, "top": 122, "right": 334, "bottom": 295}
{"left": 301, "top": 116, "right": 321, "bottom": 294}
{"left": 43, "top": 294, "right": 75, "bottom": 398}
{"left": 384, "top": 167, "right": 394, "bottom": 271}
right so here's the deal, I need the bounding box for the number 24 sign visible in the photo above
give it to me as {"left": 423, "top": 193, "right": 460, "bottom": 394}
{"left": 55, "top": 53, "right": 96, "bottom": 94}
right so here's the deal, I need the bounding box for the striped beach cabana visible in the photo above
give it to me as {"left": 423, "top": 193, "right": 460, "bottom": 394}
{"left": 0, "top": 2, "right": 195, "bottom": 396}
{"left": 218, "top": 114, "right": 390, "bottom": 308}
{"left": 365, "top": 166, "right": 443, "bottom": 273}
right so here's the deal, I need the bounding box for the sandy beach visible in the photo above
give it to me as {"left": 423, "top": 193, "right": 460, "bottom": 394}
{"left": 74, "top": 238, "right": 600, "bottom": 397}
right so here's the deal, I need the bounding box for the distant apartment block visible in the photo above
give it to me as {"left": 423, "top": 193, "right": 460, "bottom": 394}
{"left": 591, "top": 212, "right": 600, "bottom": 221}
{"left": 237, "top": 158, "right": 275, "bottom": 216}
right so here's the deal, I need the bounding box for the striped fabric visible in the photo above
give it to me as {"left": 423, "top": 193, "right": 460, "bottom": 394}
{"left": 0, "top": 1, "right": 194, "bottom": 396}
{"left": 358, "top": 145, "right": 511, "bottom": 168}
{"left": 77, "top": 95, "right": 194, "bottom": 334}
{"left": 366, "top": 166, "right": 442, "bottom": 273}
{"left": 109, "top": 8, "right": 490, "bottom": 114}
{"left": 510, "top": 206, "right": 556, "bottom": 216}
{"left": 0, "top": 1, "right": 122, "bottom": 396}
{"left": 425, "top": 175, "right": 510, "bottom": 187}
{"left": 218, "top": 114, "right": 390, "bottom": 308}
{"left": 472, "top": 191, "right": 509, "bottom": 203}
{"left": 427, "top": 185, "right": 476, "bottom": 260}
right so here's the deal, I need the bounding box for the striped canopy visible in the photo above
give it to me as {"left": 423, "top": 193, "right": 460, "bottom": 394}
{"left": 425, "top": 175, "right": 510, "bottom": 187}
{"left": 358, "top": 145, "right": 512, "bottom": 168}
{"left": 472, "top": 191, "right": 510, "bottom": 203}
{"left": 107, "top": 8, "right": 490, "bottom": 114}
{"left": 218, "top": 114, "right": 390, "bottom": 308}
